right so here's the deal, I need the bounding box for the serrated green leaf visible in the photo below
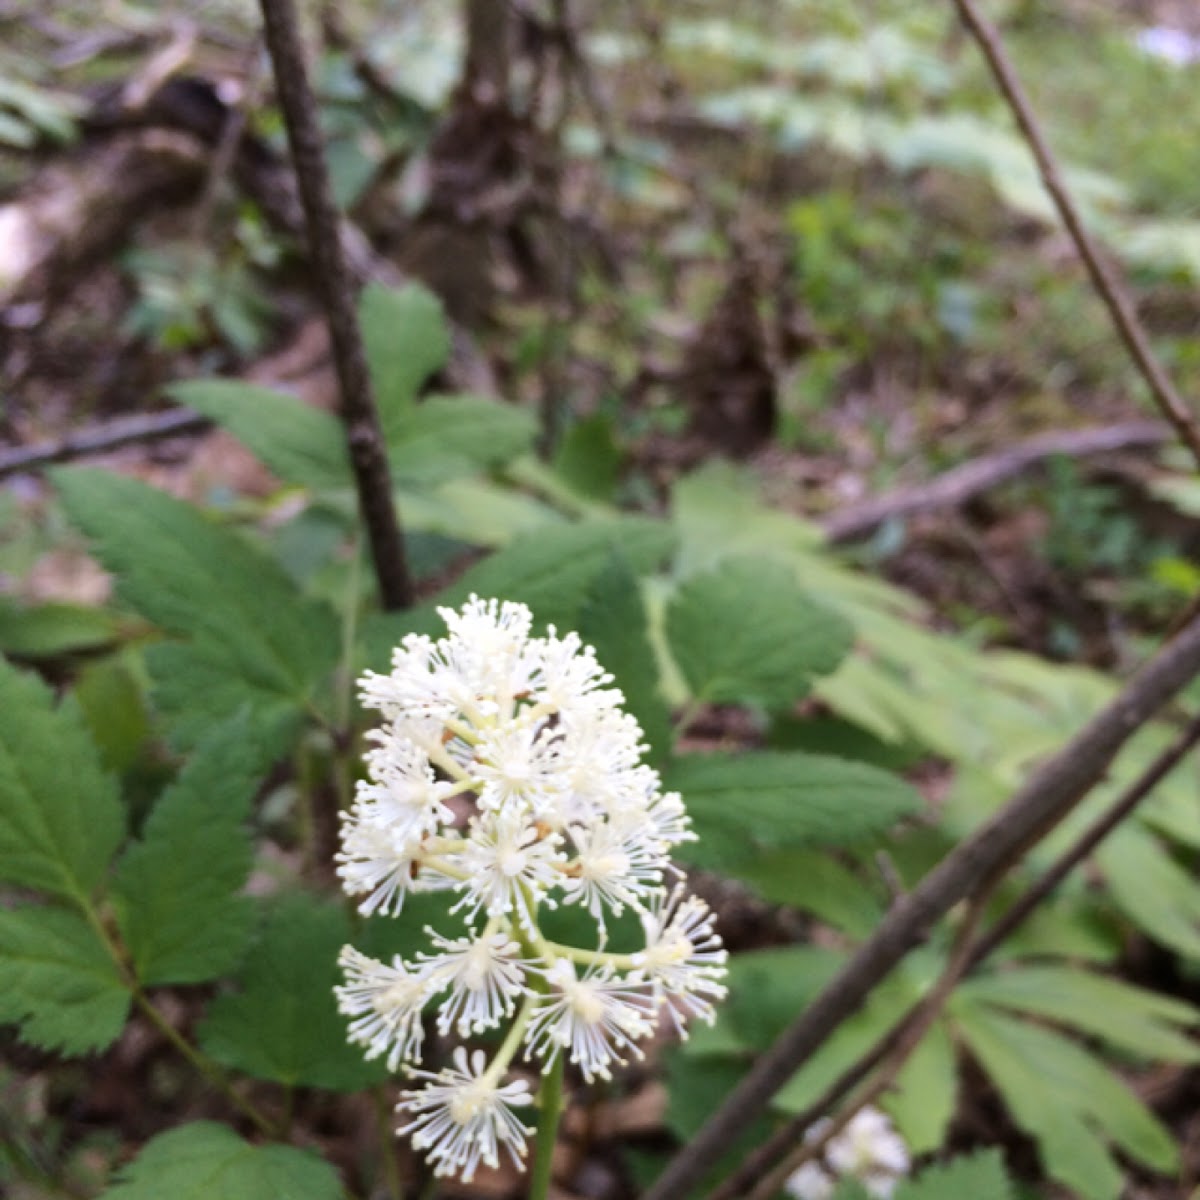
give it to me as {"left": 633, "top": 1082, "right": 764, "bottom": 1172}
{"left": 390, "top": 394, "right": 537, "bottom": 485}
{"left": 665, "top": 751, "right": 920, "bottom": 870}
{"left": 579, "top": 552, "right": 672, "bottom": 762}
{"left": 112, "top": 721, "right": 263, "bottom": 986}
{"left": 100, "top": 1122, "right": 342, "bottom": 1200}
{"left": 169, "top": 380, "right": 351, "bottom": 491}
{"left": 360, "top": 282, "right": 449, "bottom": 438}
{"left": 667, "top": 557, "right": 854, "bottom": 709}
{"left": 361, "top": 517, "right": 676, "bottom": 671}
{"left": 0, "top": 599, "right": 121, "bottom": 658}
{"left": 894, "top": 1151, "right": 1013, "bottom": 1200}
{"left": 959, "top": 965, "right": 1200, "bottom": 1064}
{"left": 199, "top": 893, "right": 385, "bottom": 1090}
{"left": 954, "top": 1000, "right": 1177, "bottom": 1198}
{"left": 54, "top": 469, "right": 339, "bottom": 754}
{"left": 146, "top": 639, "right": 309, "bottom": 763}
{"left": 0, "top": 906, "right": 129, "bottom": 1055}
{"left": 0, "top": 657, "right": 124, "bottom": 900}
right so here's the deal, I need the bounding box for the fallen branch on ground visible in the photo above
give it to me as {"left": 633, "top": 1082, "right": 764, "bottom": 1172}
{"left": 822, "top": 421, "right": 1170, "bottom": 543}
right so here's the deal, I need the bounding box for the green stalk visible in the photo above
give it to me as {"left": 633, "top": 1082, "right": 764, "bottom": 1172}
{"left": 528, "top": 1053, "right": 565, "bottom": 1200}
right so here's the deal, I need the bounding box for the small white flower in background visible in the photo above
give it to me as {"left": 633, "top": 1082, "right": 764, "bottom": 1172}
{"left": 334, "top": 596, "right": 728, "bottom": 1182}
{"left": 784, "top": 1107, "right": 911, "bottom": 1200}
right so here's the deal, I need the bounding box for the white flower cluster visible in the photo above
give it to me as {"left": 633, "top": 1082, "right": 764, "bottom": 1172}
{"left": 335, "top": 597, "right": 728, "bottom": 1182}
{"left": 785, "top": 1108, "right": 911, "bottom": 1200}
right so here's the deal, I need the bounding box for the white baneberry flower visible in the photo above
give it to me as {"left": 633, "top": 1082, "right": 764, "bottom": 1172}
{"left": 824, "top": 1108, "right": 910, "bottom": 1195}
{"left": 336, "top": 597, "right": 728, "bottom": 1183}
{"left": 398, "top": 1047, "right": 534, "bottom": 1182}
{"left": 633, "top": 886, "right": 729, "bottom": 1032}
{"left": 335, "top": 947, "right": 431, "bottom": 1070}
{"left": 454, "top": 811, "right": 565, "bottom": 930}
{"left": 419, "top": 928, "right": 530, "bottom": 1035}
{"left": 525, "top": 959, "right": 657, "bottom": 1082}
{"left": 561, "top": 816, "right": 668, "bottom": 924}
{"left": 785, "top": 1108, "right": 911, "bottom": 1200}
{"left": 784, "top": 1161, "right": 836, "bottom": 1200}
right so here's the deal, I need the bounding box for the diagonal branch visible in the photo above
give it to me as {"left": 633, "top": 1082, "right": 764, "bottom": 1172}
{"left": 949, "top": 0, "right": 1200, "bottom": 471}
{"left": 642, "top": 610, "right": 1200, "bottom": 1200}
{"left": 257, "top": 0, "right": 413, "bottom": 610}
{"left": 706, "top": 706, "right": 1200, "bottom": 1200}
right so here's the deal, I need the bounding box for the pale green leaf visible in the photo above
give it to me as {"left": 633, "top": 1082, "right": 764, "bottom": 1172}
{"left": 0, "top": 657, "right": 124, "bottom": 900}
{"left": 1099, "top": 826, "right": 1200, "bottom": 958}
{"left": 884, "top": 1020, "right": 957, "bottom": 1156}
{"left": 0, "top": 906, "right": 129, "bottom": 1054}
{"left": 552, "top": 415, "right": 622, "bottom": 502}
{"left": 954, "top": 1000, "right": 1177, "bottom": 1197}
{"left": 360, "top": 282, "right": 449, "bottom": 438}
{"left": 665, "top": 751, "right": 920, "bottom": 869}
{"left": 667, "top": 557, "right": 853, "bottom": 708}
{"left": 101, "top": 1122, "right": 342, "bottom": 1200}
{"left": 169, "top": 380, "right": 350, "bottom": 491}
{"left": 112, "top": 721, "right": 263, "bottom": 986}
{"left": 959, "top": 965, "right": 1200, "bottom": 1064}
{"left": 199, "top": 893, "right": 385, "bottom": 1090}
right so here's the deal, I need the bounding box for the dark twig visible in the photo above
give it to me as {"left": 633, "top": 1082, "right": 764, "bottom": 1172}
{"left": 969, "top": 708, "right": 1200, "bottom": 964}
{"left": 257, "top": 0, "right": 413, "bottom": 609}
{"left": 949, "top": 0, "right": 1200, "bottom": 471}
{"left": 0, "top": 410, "right": 210, "bottom": 480}
{"left": 644, "top": 611, "right": 1200, "bottom": 1200}
{"left": 822, "top": 421, "right": 1169, "bottom": 543}
{"left": 745, "top": 885, "right": 997, "bottom": 1200}
{"left": 709, "top": 706, "right": 1200, "bottom": 1198}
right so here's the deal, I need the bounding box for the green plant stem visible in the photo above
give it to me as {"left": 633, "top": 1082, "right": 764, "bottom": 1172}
{"left": 529, "top": 1053, "right": 565, "bottom": 1200}
{"left": 133, "top": 992, "right": 274, "bottom": 1135}
{"left": 77, "top": 894, "right": 276, "bottom": 1136}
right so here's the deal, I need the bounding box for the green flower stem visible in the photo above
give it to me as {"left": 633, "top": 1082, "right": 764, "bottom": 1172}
{"left": 529, "top": 1052, "right": 565, "bottom": 1200}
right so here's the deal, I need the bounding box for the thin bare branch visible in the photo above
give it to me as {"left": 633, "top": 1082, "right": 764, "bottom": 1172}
{"left": 949, "top": 0, "right": 1200, "bottom": 471}
{"left": 643, "top": 610, "right": 1200, "bottom": 1200}
{"left": 0, "top": 410, "right": 209, "bottom": 480}
{"left": 823, "top": 421, "right": 1169, "bottom": 543}
{"left": 257, "top": 0, "right": 413, "bottom": 609}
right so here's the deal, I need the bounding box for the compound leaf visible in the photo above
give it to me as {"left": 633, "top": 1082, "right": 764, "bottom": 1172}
{"left": 0, "top": 656, "right": 123, "bottom": 901}
{"left": 0, "top": 906, "right": 129, "bottom": 1055}
{"left": 54, "top": 469, "right": 339, "bottom": 754}
{"left": 112, "top": 721, "right": 262, "bottom": 986}
{"left": 101, "top": 1122, "right": 342, "bottom": 1200}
